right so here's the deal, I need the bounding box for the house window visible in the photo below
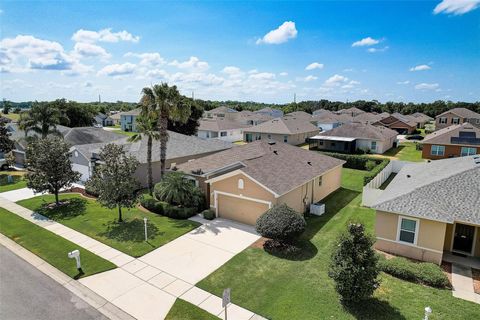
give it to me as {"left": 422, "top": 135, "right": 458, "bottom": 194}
{"left": 397, "top": 217, "right": 418, "bottom": 244}
{"left": 452, "top": 117, "right": 460, "bottom": 124}
{"left": 283, "top": 135, "right": 288, "bottom": 143}
{"left": 220, "top": 131, "right": 227, "bottom": 137}
{"left": 371, "top": 141, "right": 377, "bottom": 151}
{"left": 318, "top": 176, "right": 322, "bottom": 186}
{"left": 238, "top": 178, "right": 244, "bottom": 190}
{"left": 461, "top": 147, "right": 477, "bottom": 157}
{"left": 319, "top": 141, "right": 324, "bottom": 146}
{"left": 439, "top": 117, "right": 447, "bottom": 124}
{"left": 431, "top": 145, "right": 445, "bottom": 156}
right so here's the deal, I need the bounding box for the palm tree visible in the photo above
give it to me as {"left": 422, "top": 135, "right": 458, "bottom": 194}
{"left": 18, "top": 102, "right": 64, "bottom": 138}
{"left": 128, "top": 106, "right": 159, "bottom": 195}
{"left": 140, "top": 83, "right": 191, "bottom": 178}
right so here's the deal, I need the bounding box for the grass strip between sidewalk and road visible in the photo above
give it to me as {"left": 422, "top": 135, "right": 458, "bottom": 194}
{"left": 0, "top": 207, "right": 116, "bottom": 279}
{"left": 165, "top": 299, "right": 220, "bottom": 320}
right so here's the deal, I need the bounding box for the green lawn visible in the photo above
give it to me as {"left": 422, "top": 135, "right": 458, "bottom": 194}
{"left": 381, "top": 142, "right": 424, "bottom": 162}
{"left": 1, "top": 112, "right": 20, "bottom": 121}
{"left": 196, "top": 168, "right": 480, "bottom": 320}
{"left": 165, "top": 299, "right": 219, "bottom": 320}
{"left": 0, "top": 171, "right": 27, "bottom": 192}
{"left": 0, "top": 207, "right": 115, "bottom": 278}
{"left": 17, "top": 194, "right": 200, "bottom": 257}
{"left": 112, "top": 129, "right": 136, "bottom": 137}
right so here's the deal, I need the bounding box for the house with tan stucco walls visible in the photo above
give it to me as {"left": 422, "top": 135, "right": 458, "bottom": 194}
{"left": 373, "top": 155, "right": 480, "bottom": 265}
{"left": 177, "top": 140, "right": 345, "bottom": 225}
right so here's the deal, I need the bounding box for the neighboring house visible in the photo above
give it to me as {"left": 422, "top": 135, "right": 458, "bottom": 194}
{"left": 94, "top": 113, "right": 114, "bottom": 127}
{"left": 177, "top": 140, "right": 345, "bottom": 225}
{"left": 335, "top": 107, "right": 365, "bottom": 117}
{"left": 373, "top": 155, "right": 480, "bottom": 264}
{"left": 203, "top": 106, "right": 240, "bottom": 121}
{"left": 352, "top": 112, "right": 383, "bottom": 124}
{"left": 196, "top": 118, "right": 251, "bottom": 142}
{"left": 107, "top": 112, "right": 121, "bottom": 125}
{"left": 421, "top": 123, "right": 479, "bottom": 159}
{"left": 308, "top": 122, "right": 398, "bottom": 154}
{"left": 435, "top": 108, "right": 480, "bottom": 131}
{"left": 237, "top": 111, "right": 273, "bottom": 126}
{"left": 284, "top": 111, "right": 313, "bottom": 121}
{"left": 71, "top": 130, "right": 233, "bottom": 185}
{"left": 243, "top": 116, "right": 319, "bottom": 145}
{"left": 120, "top": 107, "right": 141, "bottom": 132}
{"left": 411, "top": 112, "right": 433, "bottom": 128}
{"left": 312, "top": 109, "right": 334, "bottom": 117}
{"left": 311, "top": 114, "right": 342, "bottom": 132}
{"left": 373, "top": 113, "right": 417, "bottom": 134}
{"left": 254, "top": 107, "right": 283, "bottom": 118}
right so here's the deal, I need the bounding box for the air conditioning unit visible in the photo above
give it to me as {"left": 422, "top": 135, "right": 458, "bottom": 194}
{"left": 310, "top": 202, "right": 325, "bottom": 216}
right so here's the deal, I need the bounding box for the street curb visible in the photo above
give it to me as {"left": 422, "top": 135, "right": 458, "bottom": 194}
{"left": 0, "top": 233, "right": 136, "bottom": 320}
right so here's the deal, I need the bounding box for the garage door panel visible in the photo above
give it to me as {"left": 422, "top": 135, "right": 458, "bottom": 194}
{"left": 217, "top": 194, "right": 269, "bottom": 225}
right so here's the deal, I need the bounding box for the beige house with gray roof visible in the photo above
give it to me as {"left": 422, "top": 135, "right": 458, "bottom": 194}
{"left": 373, "top": 156, "right": 480, "bottom": 264}
{"left": 243, "top": 117, "right": 319, "bottom": 145}
{"left": 177, "top": 140, "right": 345, "bottom": 225}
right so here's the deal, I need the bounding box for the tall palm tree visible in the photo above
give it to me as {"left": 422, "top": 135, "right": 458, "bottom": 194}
{"left": 18, "top": 102, "right": 64, "bottom": 138}
{"left": 128, "top": 106, "right": 159, "bottom": 195}
{"left": 140, "top": 83, "right": 191, "bottom": 178}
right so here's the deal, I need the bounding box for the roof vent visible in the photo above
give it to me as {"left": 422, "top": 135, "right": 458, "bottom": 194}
{"left": 273, "top": 150, "right": 278, "bottom": 155}
{"left": 427, "top": 160, "right": 431, "bottom": 163}
{"left": 307, "top": 161, "right": 312, "bottom": 166}
{"left": 268, "top": 140, "right": 276, "bottom": 145}
{"left": 406, "top": 174, "right": 411, "bottom": 178}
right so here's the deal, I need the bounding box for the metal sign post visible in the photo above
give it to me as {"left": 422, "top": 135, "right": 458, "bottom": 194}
{"left": 222, "top": 288, "right": 231, "bottom": 320}
{"left": 144, "top": 217, "right": 148, "bottom": 241}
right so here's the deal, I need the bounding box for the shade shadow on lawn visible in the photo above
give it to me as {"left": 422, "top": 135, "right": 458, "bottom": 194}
{"left": 345, "top": 298, "right": 406, "bottom": 320}
{"left": 99, "top": 219, "right": 161, "bottom": 243}
{"left": 36, "top": 198, "right": 87, "bottom": 220}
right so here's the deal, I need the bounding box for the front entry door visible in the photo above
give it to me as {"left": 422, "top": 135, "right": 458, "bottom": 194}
{"left": 452, "top": 223, "right": 476, "bottom": 254}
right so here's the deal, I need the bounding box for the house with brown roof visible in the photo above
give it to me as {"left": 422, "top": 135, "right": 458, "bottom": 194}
{"left": 196, "top": 118, "right": 252, "bottom": 142}
{"left": 203, "top": 106, "right": 240, "bottom": 121}
{"left": 373, "top": 113, "right": 418, "bottom": 134}
{"left": 308, "top": 122, "right": 398, "bottom": 154}
{"left": 421, "top": 123, "right": 480, "bottom": 159}
{"left": 373, "top": 156, "right": 480, "bottom": 264}
{"left": 177, "top": 140, "right": 345, "bottom": 225}
{"left": 243, "top": 116, "right": 319, "bottom": 145}
{"left": 284, "top": 111, "right": 313, "bottom": 120}
{"left": 411, "top": 112, "right": 433, "bottom": 128}
{"left": 435, "top": 108, "right": 480, "bottom": 131}
{"left": 237, "top": 110, "right": 274, "bottom": 126}
{"left": 335, "top": 107, "right": 365, "bottom": 117}
{"left": 254, "top": 107, "right": 283, "bottom": 118}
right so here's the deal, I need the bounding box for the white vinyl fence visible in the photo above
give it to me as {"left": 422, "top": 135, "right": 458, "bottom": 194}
{"left": 362, "top": 160, "right": 409, "bottom": 207}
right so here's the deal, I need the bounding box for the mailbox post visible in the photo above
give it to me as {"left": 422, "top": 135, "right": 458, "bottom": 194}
{"left": 68, "top": 250, "right": 81, "bottom": 270}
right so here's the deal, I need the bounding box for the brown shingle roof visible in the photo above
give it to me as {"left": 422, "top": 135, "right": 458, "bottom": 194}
{"left": 177, "top": 140, "right": 345, "bottom": 196}
{"left": 422, "top": 122, "right": 480, "bottom": 147}
{"left": 198, "top": 119, "right": 251, "bottom": 131}
{"left": 320, "top": 122, "right": 398, "bottom": 140}
{"left": 285, "top": 111, "right": 313, "bottom": 120}
{"left": 437, "top": 108, "right": 480, "bottom": 119}
{"left": 244, "top": 117, "right": 319, "bottom": 135}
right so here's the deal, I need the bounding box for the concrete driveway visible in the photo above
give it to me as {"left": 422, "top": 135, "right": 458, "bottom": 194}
{"left": 0, "top": 187, "right": 42, "bottom": 202}
{"left": 139, "top": 217, "right": 260, "bottom": 284}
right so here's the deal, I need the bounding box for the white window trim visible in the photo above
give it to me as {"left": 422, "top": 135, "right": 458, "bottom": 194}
{"left": 396, "top": 216, "right": 420, "bottom": 245}
{"left": 431, "top": 145, "right": 445, "bottom": 156}
{"left": 439, "top": 117, "right": 447, "bottom": 124}
{"left": 460, "top": 147, "right": 477, "bottom": 157}
{"left": 238, "top": 178, "right": 244, "bottom": 190}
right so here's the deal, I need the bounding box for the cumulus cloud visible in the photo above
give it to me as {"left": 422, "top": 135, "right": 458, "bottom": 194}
{"left": 410, "top": 64, "right": 431, "bottom": 71}
{"left": 415, "top": 83, "right": 439, "bottom": 90}
{"left": 72, "top": 28, "right": 140, "bottom": 43}
{"left": 249, "top": 72, "right": 276, "bottom": 80}
{"left": 305, "top": 62, "right": 324, "bottom": 70}
{"left": 433, "top": 0, "right": 480, "bottom": 15}
{"left": 397, "top": 80, "right": 410, "bottom": 85}
{"left": 169, "top": 56, "right": 209, "bottom": 72}
{"left": 279, "top": 72, "right": 288, "bottom": 76}
{"left": 256, "top": 21, "right": 297, "bottom": 45}
{"left": 367, "top": 46, "right": 389, "bottom": 53}
{"left": 298, "top": 75, "right": 318, "bottom": 82}
{"left": 352, "top": 37, "right": 380, "bottom": 47}
{"left": 324, "top": 74, "right": 349, "bottom": 86}
{"left": 125, "top": 52, "right": 165, "bottom": 66}
{"left": 73, "top": 42, "right": 111, "bottom": 59}
{"left": 97, "top": 63, "right": 136, "bottom": 76}
{"left": 145, "top": 69, "right": 169, "bottom": 79}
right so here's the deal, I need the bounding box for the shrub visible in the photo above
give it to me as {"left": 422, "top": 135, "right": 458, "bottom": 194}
{"left": 255, "top": 204, "right": 306, "bottom": 243}
{"left": 319, "top": 152, "right": 382, "bottom": 171}
{"left": 365, "top": 160, "right": 377, "bottom": 171}
{"left": 378, "top": 256, "right": 450, "bottom": 288}
{"left": 140, "top": 195, "right": 197, "bottom": 219}
{"left": 154, "top": 172, "right": 204, "bottom": 209}
{"left": 363, "top": 159, "right": 390, "bottom": 186}
{"left": 329, "top": 223, "right": 379, "bottom": 304}
{"left": 85, "top": 183, "right": 100, "bottom": 197}
{"left": 202, "top": 209, "right": 216, "bottom": 220}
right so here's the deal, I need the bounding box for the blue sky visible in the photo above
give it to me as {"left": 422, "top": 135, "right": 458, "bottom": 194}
{"left": 1, "top": 1, "right": 479, "bottom": 103}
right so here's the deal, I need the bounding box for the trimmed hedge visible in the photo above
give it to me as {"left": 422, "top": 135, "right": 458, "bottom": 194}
{"left": 140, "top": 196, "right": 197, "bottom": 219}
{"left": 319, "top": 152, "right": 383, "bottom": 171}
{"left": 378, "top": 255, "right": 450, "bottom": 288}
{"left": 363, "top": 159, "right": 390, "bottom": 186}
{"left": 256, "top": 204, "right": 306, "bottom": 243}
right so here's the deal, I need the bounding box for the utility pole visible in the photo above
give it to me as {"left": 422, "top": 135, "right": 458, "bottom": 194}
{"left": 294, "top": 93, "right": 296, "bottom": 103}
{"left": 192, "top": 91, "right": 195, "bottom": 101}
{"left": 98, "top": 94, "right": 101, "bottom": 103}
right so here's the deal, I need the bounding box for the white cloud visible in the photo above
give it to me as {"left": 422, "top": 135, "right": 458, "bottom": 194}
{"left": 169, "top": 56, "right": 209, "bottom": 72}
{"left": 367, "top": 46, "right": 389, "bottom": 53}
{"left": 249, "top": 72, "right": 276, "bottom": 80}
{"left": 297, "top": 75, "right": 318, "bottom": 82}
{"left": 279, "top": 72, "right": 288, "bottom": 76}
{"left": 125, "top": 52, "right": 165, "bottom": 66}
{"left": 305, "top": 62, "right": 324, "bottom": 70}
{"left": 415, "top": 83, "right": 439, "bottom": 90}
{"left": 72, "top": 28, "right": 140, "bottom": 43}
{"left": 324, "top": 74, "right": 349, "bottom": 86}
{"left": 433, "top": 0, "right": 480, "bottom": 15}
{"left": 397, "top": 80, "right": 410, "bottom": 85}
{"left": 222, "top": 66, "right": 242, "bottom": 75}
{"left": 145, "top": 69, "right": 169, "bottom": 79}
{"left": 73, "top": 42, "right": 111, "bottom": 59}
{"left": 410, "top": 64, "right": 431, "bottom": 71}
{"left": 352, "top": 37, "right": 380, "bottom": 47}
{"left": 97, "top": 63, "right": 136, "bottom": 76}
{"left": 256, "top": 21, "right": 297, "bottom": 45}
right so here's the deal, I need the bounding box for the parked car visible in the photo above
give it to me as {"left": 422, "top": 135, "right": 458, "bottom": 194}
{"left": 0, "top": 158, "right": 9, "bottom": 170}
{"left": 405, "top": 134, "right": 423, "bottom": 141}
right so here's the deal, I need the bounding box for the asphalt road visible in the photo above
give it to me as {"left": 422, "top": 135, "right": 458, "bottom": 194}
{"left": 0, "top": 245, "right": 108, "bottom": 320}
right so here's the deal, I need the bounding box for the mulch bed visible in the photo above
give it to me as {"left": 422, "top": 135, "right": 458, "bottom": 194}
{"left": 61, "top": 187, "right": 97, "bottom": 199}
{"left": 472, "top": 268, "right": 480, "bottom": 294}
{"left": 250, "top": 237, "right": 268, "bottom": 249}
{"left": 441, "top": 262, "right": 453, "bottom": 286}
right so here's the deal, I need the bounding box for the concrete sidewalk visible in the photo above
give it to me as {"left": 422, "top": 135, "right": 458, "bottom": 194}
{"left": 451, "top": 264, "right": 480, "bottom": 304}
{"left": 1, "top": 196, "right": 266, "bottom": 319}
